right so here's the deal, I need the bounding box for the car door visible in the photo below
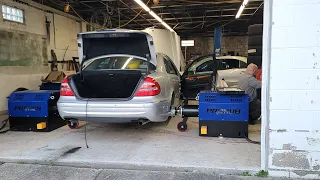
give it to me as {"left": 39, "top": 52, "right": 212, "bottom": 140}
{"left": 181, "top": 56, "right": 215, "bottom": 99}
{"left": 163, "top": 55, "right": 180, "bottom": 106}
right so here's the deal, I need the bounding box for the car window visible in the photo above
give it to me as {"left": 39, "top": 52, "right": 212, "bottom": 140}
{"left": 187, "top": 56, "right": 212, "bottom": 75}
{"left": 218, "top": 59, "right": 247, "bottom": 70}
{"left": 84, "top": 56, "right": 156, "bottom": 71}
{"left": 164, "top": 56, "right": 178, "bottom": 75}
{"left": 196, "top": 60, "right": 213, "bottom": 73}
{"left": 239, "top": 61, "right": 247, "bottom": 68}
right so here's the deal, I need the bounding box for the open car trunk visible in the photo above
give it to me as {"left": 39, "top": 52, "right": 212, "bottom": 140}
{"left": 78, "top": 31, "right": 157, "bottom": 66}
{"left": 70, "top": 70, "right": 143, "bottom": 99}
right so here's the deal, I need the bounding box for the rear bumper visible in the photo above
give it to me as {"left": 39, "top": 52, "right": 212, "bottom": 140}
{"left": 57, "top": 97, "right": 170, "bottom": 123}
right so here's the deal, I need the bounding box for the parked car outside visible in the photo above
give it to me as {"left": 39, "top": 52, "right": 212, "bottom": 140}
{"left": 181, "top": 55, "right": 247, "bottom": 99}
{"left": 57, "top": 30, "right": 181, "bottom": 125}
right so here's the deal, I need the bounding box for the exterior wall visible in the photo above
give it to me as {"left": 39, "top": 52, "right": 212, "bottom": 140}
{"left": 182, "top": 36, "right": 248, "bottom": 61}
{"left": 0, "top": 0, "right": 84, "bottom": 113}
{"left": 268, "top": 0, "right": 320, "bottom": 178}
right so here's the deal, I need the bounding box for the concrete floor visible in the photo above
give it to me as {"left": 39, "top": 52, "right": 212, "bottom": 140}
{"left": 0, "top": 112, "right": 261, "bottom": 173}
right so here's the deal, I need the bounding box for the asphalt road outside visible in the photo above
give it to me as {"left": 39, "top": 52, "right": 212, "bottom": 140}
{"left": 0, "top": 163, "right": 302, "bottom": 180}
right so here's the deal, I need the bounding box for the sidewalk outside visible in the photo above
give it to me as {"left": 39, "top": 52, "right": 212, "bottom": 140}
{"left": 0, "top": 163, "right": 304, "bottom": 180}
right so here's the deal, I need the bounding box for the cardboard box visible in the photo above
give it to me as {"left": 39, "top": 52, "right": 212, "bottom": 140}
{"left": 42, "top": 71, "right": 76, "bottom": 83}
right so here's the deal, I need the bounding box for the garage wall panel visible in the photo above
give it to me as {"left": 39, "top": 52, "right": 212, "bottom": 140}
{"left": 0, "top": 0, "right": 46, "bottom": 36}
{"left": 270, "top": 131, "right": 320, "bottom": 151}
{"left": 269, "top": 0, "right": 320, "bottom": 177}
{"left": 54, "top": 14, "right": 80, "bottom": 51}
{"left": 52, "top": 14, "right": 81, "bottom": 62}
{"left": 0, "top": 0, "right": 84, "bottom": 113}
{"left": 271, "top": 27, "right": 319, "bottom": 48}
{"left": 269, "top": 90, "right": 292, "bottom": 110}
{"left": 292, "top": 48, "right": 320, "bottom": 69}
{"left": 269, "top": 110, "right": 314, "bottom": 131}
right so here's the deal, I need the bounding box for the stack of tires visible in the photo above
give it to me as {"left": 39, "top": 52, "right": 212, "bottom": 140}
{"left": 247, "top": 24, "right": 263, "bottom": 68}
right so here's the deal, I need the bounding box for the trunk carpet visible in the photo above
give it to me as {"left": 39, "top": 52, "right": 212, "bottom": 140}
{"left": 71, "top": 70, "right": 142, "bottom": 99}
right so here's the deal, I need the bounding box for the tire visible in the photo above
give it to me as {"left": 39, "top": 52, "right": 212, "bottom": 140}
{"left": 247, "top": 46, "right": 262, "bottom": 56}
{"left": 248, "top": 24, "right": 263, "bottom": 36}
{"left": 248, "top": 35, "right": 262, "bottom": 46}
{"left": 247, "top": 56, "right": 262, "bottom": 68}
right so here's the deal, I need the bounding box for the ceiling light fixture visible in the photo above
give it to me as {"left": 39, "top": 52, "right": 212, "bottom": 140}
{"left": 134, "top": 0, "right": 175, "bottom": 32}
{"left": 235, "top": 0, "right": 249, "bottom": 19}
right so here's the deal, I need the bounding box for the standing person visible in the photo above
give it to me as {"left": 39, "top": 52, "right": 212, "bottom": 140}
{"left": 237, "top": 63, "right": 261, "bottom": 124}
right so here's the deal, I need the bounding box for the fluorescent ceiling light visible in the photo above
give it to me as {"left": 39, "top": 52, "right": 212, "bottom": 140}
{"left": 134, "top": 0, "right": 150, "bottom": 12}
{"left": 236, "top": 5, "right": 245, "bottom": 19}
{"left": 162, "top": 22, "right": 174, "bottom": 32}
{"left": 149, "top": 11, "right": 163, "bottom": 23}
{"left": 134, "top": 0, "right": 175, "bottom": 32}
{"left": 235, "top": 0, "right": 249, "bottom": 19}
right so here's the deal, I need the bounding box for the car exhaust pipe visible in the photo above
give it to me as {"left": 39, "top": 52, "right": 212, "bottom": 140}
{"left": 138, "top": 119, "right": 150, "bottom": 126}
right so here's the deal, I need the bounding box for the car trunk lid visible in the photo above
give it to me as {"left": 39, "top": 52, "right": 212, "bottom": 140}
{"left": 77, "top": 30, "right": 157, "bottom": 66}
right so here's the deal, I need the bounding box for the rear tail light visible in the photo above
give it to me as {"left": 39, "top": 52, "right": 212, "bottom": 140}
{"left": 60, "top": 78, "right": 75, "bottom": 96}
{"left": 135, "top": 77, "right": 161, "bottom": 96}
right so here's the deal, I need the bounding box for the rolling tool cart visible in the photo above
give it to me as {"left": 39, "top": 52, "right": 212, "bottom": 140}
{"left": 8, "top": 90, "right": 65, "bottom": 132}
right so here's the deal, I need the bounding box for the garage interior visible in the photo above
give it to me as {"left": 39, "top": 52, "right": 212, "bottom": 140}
{"left": 0, "top": 0, "right": 267, "bottom": 175}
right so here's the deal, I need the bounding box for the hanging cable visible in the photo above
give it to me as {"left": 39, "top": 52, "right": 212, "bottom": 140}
{"left": 240, "top": 132, "right": 261, "bottom": 145}
{"left": 117, "top": 0, "right": 151, "bottom": 28}
{"left": 69, "top": 5, "right": 100, "bottom": 29}
{"left": 106, "top": 1, "right": 114, "bottom": 15}
{"left": 69, "top": 2, "right": 149, "bottom": 30}
{"left": 0, "top": 118, "right": 9, "bottom": 134}
{"left": 90, "top": 10, "right": 112, "bottom": 30}
{"left": 201, "top": 11, "right": 206, "bottom": 29}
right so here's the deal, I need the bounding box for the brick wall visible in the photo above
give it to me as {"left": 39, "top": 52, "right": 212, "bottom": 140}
{"left": 268, "top": 0, "right": 320, "bottom": 178}
{"left": 221, "top": 36, "right": 248, "bottom": 57}
{"left": 182, "top": 36, "right": 248, "bottom": 61}
{"left": 182, "top": 36, "right": 214, "bottom": 60}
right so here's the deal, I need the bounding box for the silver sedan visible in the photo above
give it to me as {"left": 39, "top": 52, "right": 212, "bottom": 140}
{"left": 57, "top": 53, "right": 181, "bottom": 127}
